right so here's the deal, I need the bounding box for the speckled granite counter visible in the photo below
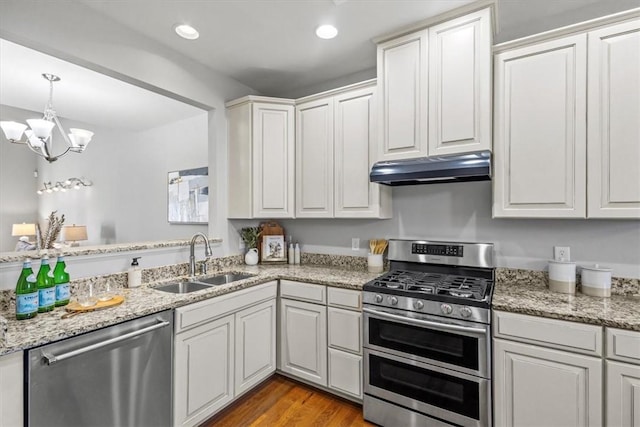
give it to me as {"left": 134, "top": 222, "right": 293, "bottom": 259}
{"left": 493, "top": 268, "right": 640, "bottom": 331}
{"left": 0, "top": 264, "right": 380, "bottom": 356}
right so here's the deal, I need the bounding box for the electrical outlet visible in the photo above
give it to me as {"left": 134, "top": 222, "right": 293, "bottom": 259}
{"left": 352, "top": 238, "right": 360, "bottom": 251}
{"left": 554, "top": 246, "right": 570, "bottom": 261}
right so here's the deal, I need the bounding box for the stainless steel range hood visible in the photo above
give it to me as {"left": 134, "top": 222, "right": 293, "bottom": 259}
{"left": 370, "top": 150, "right": 491, "bottom": 186}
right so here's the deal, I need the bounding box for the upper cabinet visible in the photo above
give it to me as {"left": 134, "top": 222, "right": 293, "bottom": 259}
{"left": 227, "top": 97, "right": 295, "bottom": 219}
{"left": 587, "top": 19, "right": 640, "bottom": 218}
{"left": 296, "top": 81, "right": 392, "bottom": 219}
{"left": 494, "top": 15, "right": 640, "bottom": 219}
{"left": 376, "top": 7, "right": 492, "bottom": 161}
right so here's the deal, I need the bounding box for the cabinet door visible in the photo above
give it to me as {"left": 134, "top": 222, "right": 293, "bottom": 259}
{"left": 328, "top": 348, "right": 362, "bottom": 399}
{"left": 252, "top": 102, "right": 295, "bottom": 218}
{"left": 377, "top": 30, "right": 428, "bottom": 161}
{"left": 174, "top": 315, "right": 234, "bottom": 427}
{"left": 428, "top": 8, "right": 491, "bottom": 156}
{"left": 279, "top": 298, "right": 327, "bottom": 387}
{"left": 235, "top": 299, "right": 276, "bottom": 396}
{"left": 607, "top": 361, "right": 640, "bottom": 427}
{"left": 493, "top": 35, "right": 587, "bottom": 218}
{"left": 296, "top": 97, "right": 334, "bottom": 217}
{"left": 0, "top": 351, "right": 23, "bottom": 427}
{"left": 334, "top": 85, "right": 390, "bottom": 218}
{"left": 494, "top": 338, "right": 602, "bottom": 427}
{"left": 328, "top": 307, "right": 361, "bottom": 355}
{"left": 587, "top": 19, "right": 640, "bottom": 218}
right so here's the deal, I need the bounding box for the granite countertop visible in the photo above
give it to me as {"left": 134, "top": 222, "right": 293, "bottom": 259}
{"left": 493, "top": 269, "right": 640, "bottom": 331}
{"left": 0, "top": 264, "right": 380, "bottom": 356}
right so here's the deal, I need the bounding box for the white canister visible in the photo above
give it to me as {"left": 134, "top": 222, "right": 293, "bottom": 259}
{"left": 368, "top": 253, "right": 384, "bottom": 273}
{"left": 580, "top": 265, "right": 612, "bottom": 297}
{"left": 548, "top": 260, "right": 576, "bottom": 294}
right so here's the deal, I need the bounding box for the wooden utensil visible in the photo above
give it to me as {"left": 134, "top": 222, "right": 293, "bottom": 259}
{"left": 369, "top": 239, "right": 376, "bottom": 254}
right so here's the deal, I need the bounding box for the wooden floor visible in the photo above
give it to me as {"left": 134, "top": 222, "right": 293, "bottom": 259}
{"left": 202, "top": 375, "right": 375, "bottom": 427}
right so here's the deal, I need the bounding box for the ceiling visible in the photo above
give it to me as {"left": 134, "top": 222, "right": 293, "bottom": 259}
{"left": 0, "top": 39, "right": 206, "bottom": 131}
{"left": 78, "top": 0, "right": 476, "bottom": 96}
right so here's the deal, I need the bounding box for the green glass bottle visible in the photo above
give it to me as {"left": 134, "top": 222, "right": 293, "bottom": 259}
{"left": 54, "top": 255, "right": 70, "bottom": 307}
{"left": 15, "top": 258, "right": 38, "bottom": 320}
{"left": 36, "top": 255, "right": 56, "bottom": 313}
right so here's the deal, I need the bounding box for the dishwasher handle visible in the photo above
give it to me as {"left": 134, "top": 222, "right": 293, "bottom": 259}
{"left": 42, "top": 319, "right": 171, "bottom": 365}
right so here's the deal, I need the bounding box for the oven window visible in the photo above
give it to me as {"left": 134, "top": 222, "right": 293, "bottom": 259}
{"left": 369, "top": 354, "right": 480, "bottom": 420}
{"left": 369, "top": 317, "right": 479, "bottom": 370}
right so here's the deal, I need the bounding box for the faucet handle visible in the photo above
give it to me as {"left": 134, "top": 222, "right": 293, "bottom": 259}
{"left": 200, "top": 261, "right": 208, "bottom": 276}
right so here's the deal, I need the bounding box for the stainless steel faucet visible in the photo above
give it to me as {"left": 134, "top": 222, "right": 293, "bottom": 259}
{"left": 189, "top": 232, "right": 212, "bottom": 278}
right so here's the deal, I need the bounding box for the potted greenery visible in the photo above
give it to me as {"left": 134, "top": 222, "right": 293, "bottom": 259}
{"left": 240, "top": 227, "right": 261, "bottom": 265}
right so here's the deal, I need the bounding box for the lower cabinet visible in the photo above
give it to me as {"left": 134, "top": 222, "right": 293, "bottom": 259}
{"left": 327, "top": 303, "right": 362, "bottom": 399}
{"left": 279, "top": 298, "right": 328, "bottom": 386}
{"left": 0, "top": 351, "right": 23, "bottom": 427}
{"left": 173, "top": 281, "right": 277, "bottom": 427}
{"left": 606, "top": 361, "right": 640, "bottom": 427}
{"left": 494, "top": 338, "right": 602, "bottom": 427}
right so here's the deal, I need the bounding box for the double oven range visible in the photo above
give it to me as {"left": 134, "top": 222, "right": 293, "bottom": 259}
{"left": 363, "top": 239, "right": 495, "bottom": 427}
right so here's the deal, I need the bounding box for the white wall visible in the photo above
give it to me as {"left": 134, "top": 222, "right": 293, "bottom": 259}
{"left": 0, "top": 106, "right": 39, "bottom": 252}
{"left": 232, "top": 182, "right": 640, "bottom": 278}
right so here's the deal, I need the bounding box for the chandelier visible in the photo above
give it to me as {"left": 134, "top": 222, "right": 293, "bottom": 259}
{"left": 37, "top": 177, "right": 93, "bottom": 195}
{"left": 0, "top": 73, "right": 94, "bottom": 163}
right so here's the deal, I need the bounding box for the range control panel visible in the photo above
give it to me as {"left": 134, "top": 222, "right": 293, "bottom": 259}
{"left": 412, "top": 243, "right": 464, "bottom": 257}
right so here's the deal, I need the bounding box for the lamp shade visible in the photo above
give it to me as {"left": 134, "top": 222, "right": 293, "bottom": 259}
{"left": 62, "top": 225, "right": 88, "bottom": 242}
{"left": 12, "top": 223, "right": 36, "bottom": 236}
{"left": 26, "top": 119, "right": 55, "bottom": 139}
{"left": 0, "top": 121, "right": 27, "bottom": 141}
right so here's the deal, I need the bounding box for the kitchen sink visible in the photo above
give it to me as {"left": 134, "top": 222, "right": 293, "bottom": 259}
{"left": 196, "top": 273, "right": 255, "bottom": 286}
{"left": 154, "top": 281, "right": 213, "bottom": 294}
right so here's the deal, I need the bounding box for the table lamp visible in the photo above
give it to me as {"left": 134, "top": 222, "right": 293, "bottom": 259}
{"left": 62, "top": 225, "right": 88, "bottom": 247}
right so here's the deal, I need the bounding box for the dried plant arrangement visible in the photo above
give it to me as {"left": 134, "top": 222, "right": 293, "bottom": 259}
{"left": 39, "top": 211, "right": 65, "bottom": 249}
{"left": 240, "top": 226, "right": 261, "bottom": 249}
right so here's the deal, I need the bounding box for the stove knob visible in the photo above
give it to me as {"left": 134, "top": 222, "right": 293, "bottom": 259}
{"left": 413, "top": 300, "right": 424, "bottom": 310}
{"left": 375, "top": 294, "right": 383, "bottom": 303}
{"left": 389, "top": 296, "right": 399, "bottom": 306}
{"left": 460, "top": 307, "right": 472, "bottom": 318}
{"left": 440, "top": 303, "right": 453, "bottom": 315}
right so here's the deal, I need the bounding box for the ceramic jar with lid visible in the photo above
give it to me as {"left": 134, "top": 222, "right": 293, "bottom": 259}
{"left": 548, "top": 260, "right": 577, "bottom": 294}
{"left": 581, "top": 264, "right": 612, "bottom": 297}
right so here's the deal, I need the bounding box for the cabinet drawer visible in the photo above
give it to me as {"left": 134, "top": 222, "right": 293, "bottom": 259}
{"left": 327, "top": 287, "right": 361, "bottom": 310}
{"left": 328, "top": 348, "right": 362, "bottom": 400}
{"left": 279, "top": 280, "right": 326, "bottom": 304}
{"left": 493, "top": 311, "right": 602, "bottom": 356}
{"left": 176, "top": 281, "right": 277, "bottom": 333}
{"left": 328, "top": 307, "right": 362, "bottom": 355}
{"left": 607, "top": 328, "right": 640, "bottom": 364}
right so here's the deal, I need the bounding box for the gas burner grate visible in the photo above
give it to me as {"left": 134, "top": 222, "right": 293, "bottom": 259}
{"left": 371, "top": 270, "right": 491, "bottom": 301}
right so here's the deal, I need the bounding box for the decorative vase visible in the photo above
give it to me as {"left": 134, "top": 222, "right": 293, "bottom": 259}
{"left": 244, "top": 248, "right": 259, "bottom": 265}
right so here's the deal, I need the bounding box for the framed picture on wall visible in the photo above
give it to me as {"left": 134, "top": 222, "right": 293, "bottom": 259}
{"left": 262, "top": 235, "right": 286, "bottom": 263}
{"left": 167, "top": 167, "right": 209, "bottom": 224}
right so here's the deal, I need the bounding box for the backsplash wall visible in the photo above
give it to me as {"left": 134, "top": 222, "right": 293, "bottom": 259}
{"left": 233, "top": 181, "right": 640, "bottom": 278}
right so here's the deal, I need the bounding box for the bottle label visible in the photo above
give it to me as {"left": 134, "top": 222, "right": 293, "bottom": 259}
{"left": 17, "top": 292, "right": 38, "bottom": 315}
{"left": 48, "top": 270, "right": 54, "bottom": 278}
{"left": 27, "top": 274, "right": 36, "bottom": 284}
{"left": 56, "top": 282, "right": 70, "bottom": 301}
{"left": 39, "top": 288, "right": 56, "bottom": 308}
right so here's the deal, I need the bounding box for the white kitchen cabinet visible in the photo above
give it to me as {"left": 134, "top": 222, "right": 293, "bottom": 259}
{"left": 295, "top": 81, "right": 391, "bottom": 218}
{"left": 327, "top": 306, "right": 361, "bottom": 355}
{"left": 234, "top": 299, "right": 276, "bottom": 397}
{"left": 587, "top": 18, "right": 640, "bottom": 218}
{"left": 493, "top": 34, "right": 587, "bottom": 218}
{"left": 606, "top": 361, "right": 640, "bottom": 427}
{"left": 376, "top": 8, "right": 492, "bottom": 161}
{"left": 174, "top": 314, "right": 235, "bottom": 427}
{"left": 428, "top": 8, "right": 492, "bottom": 156}
{"left": 377, "top": 29, "right": 429, "bottom": 161}
{"left": 227, "top": 96, "right": 295, "bottom": 219}
{"left": 279, "top": 297, "right": 327, "bottom": 387}
{"left": 0, "top": 351, "right": 22, "bottom": 427}
{"left": 174, "top": 281, "right": 277, "bottom": 426}
{"left": 295, "top": 96, "right": 334, "bottom": 218}
{"left": 494, "top": 338, "right": 602, "bottom": 427}
{"left": 328, "top": 348, "right": 362, "bottom": 399}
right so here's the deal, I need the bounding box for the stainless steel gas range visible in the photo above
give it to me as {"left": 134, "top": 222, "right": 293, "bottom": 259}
{"left": 362, "top": 239, "right": 495, "bottom": 427}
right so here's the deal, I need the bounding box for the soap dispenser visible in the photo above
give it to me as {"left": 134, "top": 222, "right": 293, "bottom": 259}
{"left": 127, "top": 257, "right": 142, "bottom": 288}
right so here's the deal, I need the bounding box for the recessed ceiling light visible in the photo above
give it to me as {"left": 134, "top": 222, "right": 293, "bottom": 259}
{"left": 316, "top": 24, "right": 338, "bottom": 40}
{"left": 174, "top": 24, "right": 199, "bottom": 40}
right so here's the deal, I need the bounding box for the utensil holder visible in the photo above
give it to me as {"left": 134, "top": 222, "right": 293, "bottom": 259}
{"left": 368, "top": 253, "right": 384, "bottom": 273}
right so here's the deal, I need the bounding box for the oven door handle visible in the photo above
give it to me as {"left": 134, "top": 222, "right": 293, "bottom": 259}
{"left": 363, "top": 307, "right": 487, "bottom": 335}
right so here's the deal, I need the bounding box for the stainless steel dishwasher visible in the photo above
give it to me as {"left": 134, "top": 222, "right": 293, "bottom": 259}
{"left": 26, "top": 310, "right": 173, "bottom": 427}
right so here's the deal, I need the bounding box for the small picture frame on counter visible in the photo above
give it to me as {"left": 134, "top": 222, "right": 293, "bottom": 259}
{"left": 261, "top": 235, "right": 287, "bottom": 263}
